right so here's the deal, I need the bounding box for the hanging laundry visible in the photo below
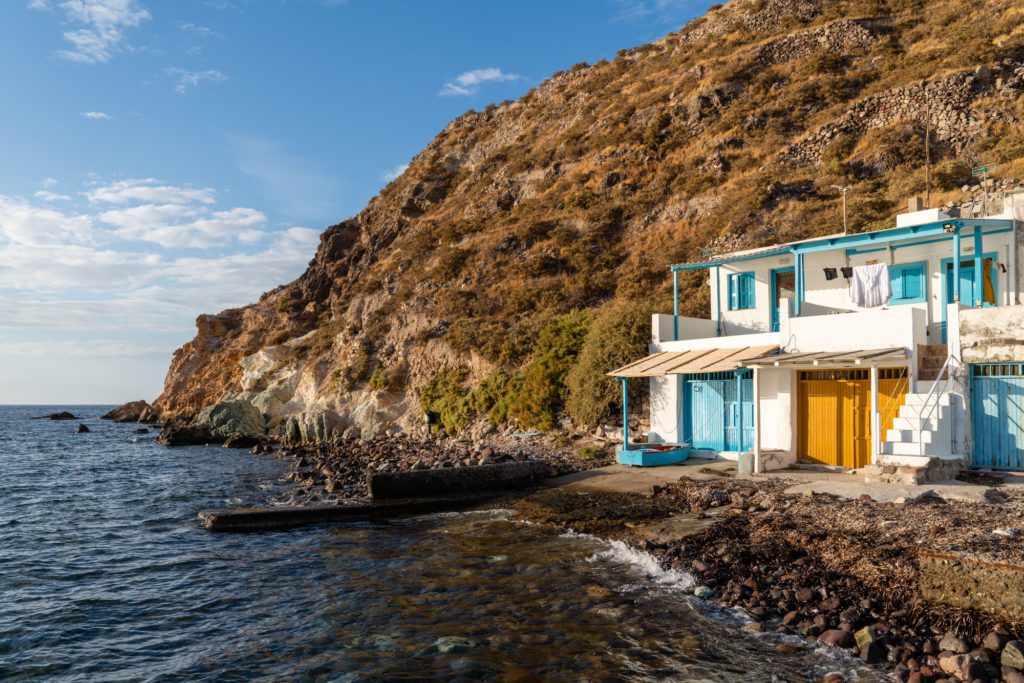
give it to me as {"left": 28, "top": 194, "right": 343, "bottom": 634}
{"left": 841, "top": 266, "right": 853, "bottom": 279}
{"left": 823, "top": 267, "right": 838, "bottom": 281}
{"left": 983, "top": 258, "right": 996, "bottom": 305}
{"left": 850, "top": 263, "right": 892, "bottom": 308}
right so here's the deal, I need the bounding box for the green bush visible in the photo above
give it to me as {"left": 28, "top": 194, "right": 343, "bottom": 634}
{"left": 577, "top": 446, "right": 605, "bottom": 459}
{"left": 369, "top": 367, "right": 388, "bottom": 391}
{"left": 419, "top": 367, "right": 472, "bottom": 434}
{"left": 507, "top": 310, "right": 591, "bottom": 429}
{"left": 566, "top": 300, "right": 654, "bottom": 428}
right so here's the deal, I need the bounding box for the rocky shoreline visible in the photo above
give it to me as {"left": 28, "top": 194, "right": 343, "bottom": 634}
{"left": 511, "top": 474, "right": 1024, "bottom": 683}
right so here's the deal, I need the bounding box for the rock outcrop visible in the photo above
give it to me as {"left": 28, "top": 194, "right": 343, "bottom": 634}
{"left": 101, "top": 400, "right": 154, "bottom": 423}
{"left": 148, "top": 0, "right": 1024, "bottom": 443}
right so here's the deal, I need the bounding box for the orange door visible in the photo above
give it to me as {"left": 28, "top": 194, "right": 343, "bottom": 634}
{"left": 798, "top": 368, "right": 907, "bottom": 469}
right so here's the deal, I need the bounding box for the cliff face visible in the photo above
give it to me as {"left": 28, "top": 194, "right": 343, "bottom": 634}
{"left": 152, "top": 0, "right": 1024, "bottom": 440}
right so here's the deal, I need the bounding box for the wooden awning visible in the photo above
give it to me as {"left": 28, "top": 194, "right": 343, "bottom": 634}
{"left": 744, "top": 347, "right": 908, "bottom": 367}
{"left": 608, "top": 345, "right": 779, "bottom": 378}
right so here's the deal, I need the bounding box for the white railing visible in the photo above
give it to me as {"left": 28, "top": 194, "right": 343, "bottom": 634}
{"left": 918, "top": 355, "right": 962, "bottom": 457}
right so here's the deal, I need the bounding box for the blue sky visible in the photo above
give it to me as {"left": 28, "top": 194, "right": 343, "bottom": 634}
{"left": 0, "top": 0, "right": 711, "bottom": 404}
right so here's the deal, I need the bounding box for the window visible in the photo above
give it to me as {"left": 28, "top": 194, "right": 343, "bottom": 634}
{"left": 888, "top": 261, "right": 927, "bottom": 304}
{"left": 727, "top": 271, "right": 756, "bottom": 310}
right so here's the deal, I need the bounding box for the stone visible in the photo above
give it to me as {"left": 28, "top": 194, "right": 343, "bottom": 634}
{"left": 1003, "top": 641, "right": 1024, "bottom": 670}
{"left": 939, "top": 633, "right": 969, "bottom": 654}
{"left": 197, "top": 400, "right": 267, "bottom": 439}
{"left": 795, "top": 588, "right": 814, "bottom": 603}
{"left": 693, "top": 586, "right": 713, "bottom": 599}
{"left": 819, "top": 629, "right": 854, "bottom": 648}
{"left": 782, "top": 610, "right": 800, "bottom": 626}
{"left": 77, "top": 423, "right": 90, "bottom": 433}
{"left": 434, "top": 636, "right": 477, "bottom": 654}
{"left": 743, "top": 622, "right": 764, "bottom": 633}
{"left": 1004, "top": 667, "right": 1024, "bottom": 683}
{"left": 939, "top": 653, "right": 967, "bottom": 675}
{"left": 855, "top": 626, "right": 877, "bottom": 650}
{"left": 860, "top": 643, "right": 884, "bottom": 664}
{"left": 691, "top": 559, "right": 709, "bottom": 572}
{"left": 984, "top": 630, "right": 1011, "bottom": 652}
{"left": 132, "top": 427, "right": 151, "bottom": 434}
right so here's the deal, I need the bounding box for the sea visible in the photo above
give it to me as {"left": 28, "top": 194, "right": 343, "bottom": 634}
{"left": 0, "top": 405, "right": 882, "bottom": 681}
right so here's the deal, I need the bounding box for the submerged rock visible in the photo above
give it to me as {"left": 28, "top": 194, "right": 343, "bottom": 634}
{"left": 434, "top": 636, "right": 477, "bottom": 654}
{"left": 77, "top": 424, "right": 90, "bottom": 433}
{"left": 156, "top": 419, "right": 215, "bottom": 446}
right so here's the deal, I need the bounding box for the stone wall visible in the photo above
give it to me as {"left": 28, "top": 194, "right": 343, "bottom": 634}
{"left": 920, "top": 549, "right": 1024, "bottom": 622}
{"left": 780, "top": 61, "right": 1024, "bottom": 166}
{"left": 960, "top": 307, "right": 1024, "bottom": 364}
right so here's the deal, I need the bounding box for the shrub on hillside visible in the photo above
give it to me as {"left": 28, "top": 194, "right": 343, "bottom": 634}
{"left": 566, "top": 300, "right": 654, "bottom": 428}
{"left": 419, "top": 367, "right": 472, "bottom": 434}
{"left": 507, "top": 310, "right": 591, "bottom": 429}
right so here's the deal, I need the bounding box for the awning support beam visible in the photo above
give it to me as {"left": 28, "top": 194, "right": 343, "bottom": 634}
{"left": 752, "top": 366, "right": 761, "bottom": 473}
{"left": 618, "top": 377, "right": 630, "bottom": 452}
{"left": 673, "top": 270, "right": 679, "bottom": 341}
{"left": 974, "top": 226, "right": 983, "bottom": 307}
{"left": 953, "top": 227, "right": 961, "bottom": 303}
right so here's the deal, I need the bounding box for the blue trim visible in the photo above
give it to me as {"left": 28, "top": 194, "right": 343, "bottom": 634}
{"left": 726, "top": 271, "right": 756, "bottom": 310}
{"left": 669, "top": 218, "right": 1014, "bottom": 271}
{"left": 714, "top": 265, "right": 722, "bottom": 336}
{"left": 672, "top": 270, "right": 679, "bottom": 341}
{"left": 843, "top": 227, "right": 1013, "bottom": 256}
{"left": 953, "top": 229, "right": 961, "bottom": 304}
{"left": 975, "top": 226, "right": 984, "bottom": 309}
{"left": 941, "top": 251, "right": 999, "bottom": 342}
{"left": 618, "top": 378, "right": 630, "bottom": 451}
{"left": 794, "top": 252, "right": 805, "bottom": 316}
{"left": 888, "top": 261, "right": 927, "bottom": 305}
{"left": 770, "top": 267, "right": 794, "bottom": 333}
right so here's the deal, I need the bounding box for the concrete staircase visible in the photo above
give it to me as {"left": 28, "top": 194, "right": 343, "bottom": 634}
{"left": 917, "top": 344, "right": 948, "bottom": 382}
{"left": 880, "top": 391, "right": 954, "bottom": 458}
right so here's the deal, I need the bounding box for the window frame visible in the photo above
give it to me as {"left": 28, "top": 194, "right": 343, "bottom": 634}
{"left": 888, "top": 261, "right": 928, "bottom": 305}
{"left": 727, "top": 271, "right": 756, "bottom": 311}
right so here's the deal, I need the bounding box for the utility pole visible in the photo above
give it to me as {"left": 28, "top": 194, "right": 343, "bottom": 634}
{"left": 831, "top": 184, "right": 851, "bottom": 234}
{"left": 924, "top": 82, "right": 931, "bottom": 208}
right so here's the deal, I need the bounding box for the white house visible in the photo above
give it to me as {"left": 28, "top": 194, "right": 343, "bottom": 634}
{"left": 610, "top": 193, "right": 1024, "bottom": 483}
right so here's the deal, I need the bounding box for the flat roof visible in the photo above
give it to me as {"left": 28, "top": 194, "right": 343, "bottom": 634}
{"left": 744, "top": 347, "right": 908, "bottom": 367}
{"left": 670, "top": 218, "right": 1015, "bottom": 272}
{"left": 608, "top": 345, "right": 778, "bottom": 377}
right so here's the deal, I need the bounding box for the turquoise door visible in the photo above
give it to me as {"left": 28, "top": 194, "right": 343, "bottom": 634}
{"left": 942, "top": 257, "right": 998, "bottom": 342}
{"left": 971, "top": 364, "right": 1024, "bottom": 470}
{"left": 770, "top": 268, "right": 795, "bottom": 333}
{"left": 684, "top": 371, "right": 753, "bottom": 452}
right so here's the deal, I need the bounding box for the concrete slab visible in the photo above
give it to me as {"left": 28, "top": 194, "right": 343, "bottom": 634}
{"left": 547, "top": 458, "right": 734, "bottom": 494}
{"left": 782, "top": 478, "right": 1020, "bottom": 504}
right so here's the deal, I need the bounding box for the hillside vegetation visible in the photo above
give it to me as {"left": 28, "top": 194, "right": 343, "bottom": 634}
{"left": 152, "top": 0, "right": 1024, "bottom": 441}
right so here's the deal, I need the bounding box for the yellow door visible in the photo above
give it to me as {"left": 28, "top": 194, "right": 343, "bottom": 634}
{"left": 798, "top": 368, "right": 907, "bottom": 469}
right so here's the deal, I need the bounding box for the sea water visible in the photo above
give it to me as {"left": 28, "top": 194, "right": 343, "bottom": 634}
{"left": 0, "top": 405, "right": 881, "bottom": 681}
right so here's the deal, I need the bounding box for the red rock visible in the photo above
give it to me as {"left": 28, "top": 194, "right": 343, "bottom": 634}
{"left": 819, "top": 629, "right": 854, "bottom": 648}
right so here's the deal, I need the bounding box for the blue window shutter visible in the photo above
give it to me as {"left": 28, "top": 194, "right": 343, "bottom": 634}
{"left": 728, "top": 274, "right": 738, "bottom": 310}
{"left": 741, "top": 272, "right": 757, "bottom": 309}
{"left": 888, "top": 262, "right": 926, "bottom": 304}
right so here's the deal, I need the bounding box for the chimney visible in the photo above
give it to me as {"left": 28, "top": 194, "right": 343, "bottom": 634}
{"left": 908, "top": 196, "right": 924, "bottom": 212}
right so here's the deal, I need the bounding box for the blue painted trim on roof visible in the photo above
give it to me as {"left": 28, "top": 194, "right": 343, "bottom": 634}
{"left": 843, "top": 227, "right": 1013, "bottom": 256}
{"left": 669, "top": 218, "right": 1015, "bottom": 271}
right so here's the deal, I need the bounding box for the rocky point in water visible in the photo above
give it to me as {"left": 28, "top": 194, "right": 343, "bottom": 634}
{"left": 101, "top": 400, "right": 156, "bottom": 423}
{"left": 32, "top": 411, "right": 79, "bottom": 420}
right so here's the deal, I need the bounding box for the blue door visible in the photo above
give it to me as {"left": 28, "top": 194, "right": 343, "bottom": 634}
{"left": 684, "top": 371, "right": 753, "bottom": 452}
{"left": 971, "top": 364, "right": 1024, "bottom": 471}
{"left": 770, "top": 268, "right": 795, "bottom": 333}
{"left": 942, "top": 256, "right": 998, "bottom": 342}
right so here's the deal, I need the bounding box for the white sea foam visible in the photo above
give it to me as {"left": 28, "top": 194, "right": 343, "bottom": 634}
{"left": 587, "top": 538, "right": 695, "bottom": 591}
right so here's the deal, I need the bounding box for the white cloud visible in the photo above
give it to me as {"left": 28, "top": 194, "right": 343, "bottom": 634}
{"left": 104, "top": 206, "right": 267, "bottom": 248}
{"left": 30, "top": 0, "right": 151, "bottom": 64}
{"left": 439, "top": 67, "right": 521, "bottom": 97}
{"left": 42, "top": 177, "right": 60, "bottom": 188}
{"left": 0, "top": 196, "right": 94, "bottom": 245}
{"left": 381, "top": 163, "right": 408, "bottom": 182}
{"left": 0, "top": 339, "right": 170, "bottom": 357}
{"left": 34, "top": 190, "right": 72, "bottom": 202}
{"left": 80, "top": 110, "right": 111, "bottom": 120}
{"left": 86, "top": 178, "right": 216, "bottom": 205}
{"left": 167, "top": 67, "right": 227, "bottom": 94}
{"left": 179, "top": 22, "right": 216, "bottom": 38}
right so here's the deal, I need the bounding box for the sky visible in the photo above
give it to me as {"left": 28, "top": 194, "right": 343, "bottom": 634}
{"left": 0, "top": 0, "right": 713, "bottom": 404}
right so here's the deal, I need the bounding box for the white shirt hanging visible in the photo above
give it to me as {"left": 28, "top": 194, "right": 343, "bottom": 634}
{"left": 850, "top": 263, "right": 892, "bottom": 308}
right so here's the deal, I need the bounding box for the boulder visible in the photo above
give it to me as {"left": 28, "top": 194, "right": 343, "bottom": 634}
{"left": 156, "top": 419, "right": 215, "bottom": 446}
{"left": 939, "top": 633, "right": 969, "bottom": 654}
{"left": 101, "top": 400, "right": 152, "bottom": 423}
{"left": 197, "top": 400, "right": 267, "bottom": 439}
{"left": 855, "top": 626, "right": 877, "bottom": 650}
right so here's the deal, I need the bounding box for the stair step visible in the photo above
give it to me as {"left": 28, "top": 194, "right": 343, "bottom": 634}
{"left": 886, "top": 428, "right": 938, "bottom": 444}
{"left": 892, "top": 416, "right": 942, "bottom": 431}
{"left": 885, "top": 440, "right": 950, "bottom": 456}
{"left": 902, "top": 393, "right": 952, "bottom": 407}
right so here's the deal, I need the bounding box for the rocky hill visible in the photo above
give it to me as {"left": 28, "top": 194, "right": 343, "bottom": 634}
{"left": 150, "top": 0, "right": 1024, "bottom": 444}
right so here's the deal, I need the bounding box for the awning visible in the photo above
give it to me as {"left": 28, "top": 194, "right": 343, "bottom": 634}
{"left": 744, "top": 347, "right": 908, "bottom": 367}
{"left": 608, "top": 345, "right": 778, "bottom": 378}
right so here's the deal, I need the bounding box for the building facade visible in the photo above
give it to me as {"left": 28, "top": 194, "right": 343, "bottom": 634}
{"left": 611, "top": 194, "right": 1024, "bottom": 482}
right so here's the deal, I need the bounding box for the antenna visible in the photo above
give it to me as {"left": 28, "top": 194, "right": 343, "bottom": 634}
{"left": 831, "top": 185, "right": 851, "bottom": 234}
